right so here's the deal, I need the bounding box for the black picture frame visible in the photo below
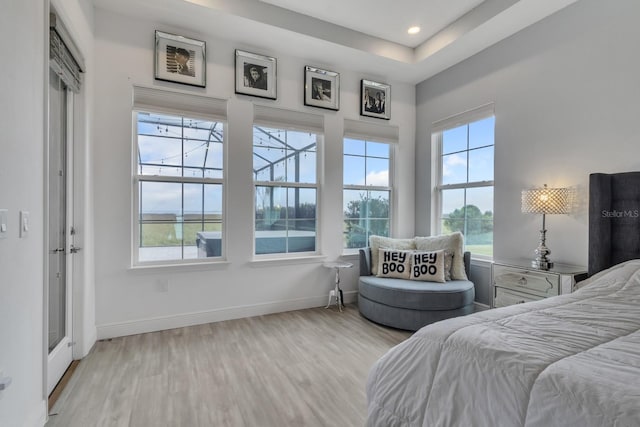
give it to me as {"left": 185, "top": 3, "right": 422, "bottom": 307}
{"left": 154, "top": 31, "right": 206, "bottom": 88}
{"left": 361, "top": 79, "right": 390, "bottom": 120}
{"left": 304, "top": 66, "right": 340, "bottom": 111}
{"left": 235, "top": 50, "right": 277, "bottom": 100}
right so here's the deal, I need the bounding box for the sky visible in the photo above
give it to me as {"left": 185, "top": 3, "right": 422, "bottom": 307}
{"left": 137, "top": 113, "right": 223, "bottom": 215}
{"left": 440, "top": 116, "right": 494, "bottom": 215}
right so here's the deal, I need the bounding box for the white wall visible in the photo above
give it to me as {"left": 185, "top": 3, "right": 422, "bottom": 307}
{"left": 416, "top": 0, "right": 640, "bottom": 281}
{"left": 93, "top": 9, "right": 416, "bottom": 338}
{"left": 0, "top": 1, "right": 93, "bottom": 425}
{"left": 51, "top": 0, "right": 97, "bottom": 362}
{"left": 0, "top": 2, "right": 47, "bottom": 426}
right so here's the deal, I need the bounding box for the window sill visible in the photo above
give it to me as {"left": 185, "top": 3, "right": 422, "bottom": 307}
{"left": 249, "top": 254, "right": 326, "bottom": 267}
{"left": 129, "top": 259, "right": 231, "bottom": 273}
{"left": 340, "top": 252, "right": 360, "bottom": 260}
{"left": 470, "top": 257, "right": 493, "bottom": 266}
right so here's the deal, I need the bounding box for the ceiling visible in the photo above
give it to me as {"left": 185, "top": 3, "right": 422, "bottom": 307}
{"left": 258, "top": 0, "right": 486, "bottom": 48}
{"left": 93, "top": 0, "right": 579, "bottom": 84}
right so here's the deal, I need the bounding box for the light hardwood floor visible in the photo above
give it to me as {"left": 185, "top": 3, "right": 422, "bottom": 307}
{"left": 47, "top": 305, "right": 411, "bottom": 427}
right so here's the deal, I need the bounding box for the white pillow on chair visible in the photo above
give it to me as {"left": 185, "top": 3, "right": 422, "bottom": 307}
{"left": 409, "top": 250, "right": 447, "bottom": 283}
{"left": 376, "top": 249, "right": 412, "bottom": 279}
{"left": 369, "top": 235, "right": 416, "bottom": 275}
{"left": 415, "top": 232, "right": 467, "bottom": 280}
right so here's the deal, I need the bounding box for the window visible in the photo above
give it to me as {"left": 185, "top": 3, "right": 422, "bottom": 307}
{"left": 433, "top": 109, "right": 494, "bottom": 258}
{"left": 134, "top": 112, "right": 224, "bottom": 264}
{"left": 343, "top": 138, "right": 392, "bottom": 249}
{"left": 253, "top": 125, "right": 319, "bottom": 255}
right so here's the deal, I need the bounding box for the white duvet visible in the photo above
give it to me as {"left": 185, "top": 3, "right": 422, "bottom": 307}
{"left": 366, "top": 260, "right": 640, "bottom": 427}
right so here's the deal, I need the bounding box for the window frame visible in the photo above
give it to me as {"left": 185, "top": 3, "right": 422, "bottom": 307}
{"left": 432, "top": 105, "right": 495, "bottom": 261}
{"left": 252, "top": 122, "right": 322, "bottom": 259}
{"left": 342, "top": 137, "right": 394, "bottom": 253}
{"left": 132, "top": 107, "right": 227, "bottom": 267}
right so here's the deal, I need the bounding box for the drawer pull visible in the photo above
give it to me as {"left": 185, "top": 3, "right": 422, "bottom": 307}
{"left": 545, "top": 278, "right": 554, "bottom": 291}
{"left": 517, "top": 277, "right": 527, "bottom": 286}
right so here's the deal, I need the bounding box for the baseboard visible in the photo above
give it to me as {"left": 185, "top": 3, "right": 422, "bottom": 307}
{"left": 97, "top": 291, "right": 358, "bottom": 339}
{"left": 473, "top": 301, "right": 490, "bottom": 311}
{"left": 28, "top": 400, "right": 47, "bottom": 427}
{"left": 74, "top": 326, "right": 97, "bottom": 359}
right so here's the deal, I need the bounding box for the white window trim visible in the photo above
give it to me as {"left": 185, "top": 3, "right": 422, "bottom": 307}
{"left": 431, "top": 103, "right": 494, "bottom": 133}
{"left": 344, "top": 118, "right": 399, "bottom": 144}
{"left": 432, "top": 104, "right": 494, "bottom": 261}
{"left": 131, "top": 88, "right": 228, "bottom": 267}
{"left": 252, "top": 117, "right": 323, "bottom": 259}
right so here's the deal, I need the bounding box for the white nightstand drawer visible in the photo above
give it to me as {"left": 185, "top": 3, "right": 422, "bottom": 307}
{"left": 491, "top": 259, "right": 586, "bottom": 309}
{"left": 493, "top": 265, "right": 560, "bottom": 298}
{"left": 494, "top": 287, "right": 539, "bottom": 308}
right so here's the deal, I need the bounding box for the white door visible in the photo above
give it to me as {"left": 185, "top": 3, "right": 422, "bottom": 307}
{"left": 47, "top": 68, "right": 74, "bottom": 396}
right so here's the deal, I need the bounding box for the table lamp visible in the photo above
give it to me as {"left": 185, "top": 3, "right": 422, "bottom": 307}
{"left": 521, "top": 184, "right": 570, "bottom": 270}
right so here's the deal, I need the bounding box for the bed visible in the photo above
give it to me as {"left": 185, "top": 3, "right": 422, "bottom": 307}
{"left": 366, "top": 172, "right": 640, "bottom": 427}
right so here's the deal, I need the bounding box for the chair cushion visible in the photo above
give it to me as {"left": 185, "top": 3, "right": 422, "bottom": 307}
{"left": 359, "top": 276, "right": 475, "bottom": 311}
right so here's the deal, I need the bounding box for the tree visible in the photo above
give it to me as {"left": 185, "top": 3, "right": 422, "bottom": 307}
{"left": 344, "top": 193, "right": 390, "bottom": 248}
{"left": 443, "top": 204, "right": 493, "bottom": 244}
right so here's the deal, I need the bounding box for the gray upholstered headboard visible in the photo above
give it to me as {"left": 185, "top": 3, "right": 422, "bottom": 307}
{"left": 589, "top": 172, "right": 640, "bottom": 276}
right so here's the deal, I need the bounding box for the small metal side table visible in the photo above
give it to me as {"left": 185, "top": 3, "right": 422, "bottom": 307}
{"left": 323, "top": 261, "right": 353, "bottom": 312}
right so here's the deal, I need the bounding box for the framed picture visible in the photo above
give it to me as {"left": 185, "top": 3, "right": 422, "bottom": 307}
{"left": 154, "top": 31, "right": 206, "bottom": 88}
{"left": 304, "top": 66, "right": 340, "bottom": 111}
{"left": 361, "top": 79, "right": 390, "bottom": 120}
{"left": 235, "top": 50, "right": 277, "bottom": 100}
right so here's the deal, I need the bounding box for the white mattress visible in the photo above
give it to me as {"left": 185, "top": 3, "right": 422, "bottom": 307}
{"left": 366, "top": 260, "right": 640, "bottom": 427}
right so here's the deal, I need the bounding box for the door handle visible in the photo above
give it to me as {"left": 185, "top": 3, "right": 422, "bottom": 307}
{"left": 70, "top": 245, "right": 81, "bottom": 254}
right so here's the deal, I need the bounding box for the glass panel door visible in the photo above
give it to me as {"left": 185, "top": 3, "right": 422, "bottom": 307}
{"left": 47, "top": 68, "right": 73, "bottom": 396}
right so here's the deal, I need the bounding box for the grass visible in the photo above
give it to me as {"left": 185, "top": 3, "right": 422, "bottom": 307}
{"left": 140, "top": 218, "right": 495, "bottom": 258}
{"left": 140, "top": 222, "right": 222, "bottom": 247}
{"left": 465, "top": 244, "right": 493, "bottom": 258}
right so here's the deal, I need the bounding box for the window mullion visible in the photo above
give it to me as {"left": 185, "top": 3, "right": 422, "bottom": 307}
{"left": 437, "top": 181, "right": 493, "bottom": 191}
{"left": 466, "top": 124, "right": 470, "bottom": 184}
{"left": 254, "top": 181, "right": 317, "bottom": 189}
{"left": 343, "top": 184, "right": 391, "bottom": 192}
{"left": 463, "top": 188, "right": 468, "bottom": 244}
{"left": 180, "top": 115, "right": 185, "bottom": 260}
{"left": 180, "top": 182, "right": 184, "bottom": 259}
{"left": 137, "top": 175, "right": 223, "bottom": 185}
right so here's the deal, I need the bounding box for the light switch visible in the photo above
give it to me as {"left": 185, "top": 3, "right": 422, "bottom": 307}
{"left": 0, "top": 209, "right": 7, "bottom": 239}
{"left": 20, "top": 211, "right": 30, "bottom": 238}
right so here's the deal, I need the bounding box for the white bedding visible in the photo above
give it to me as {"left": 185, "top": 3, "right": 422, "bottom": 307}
{"left": 366, "top": 260, "right": 640, "bottom": 427}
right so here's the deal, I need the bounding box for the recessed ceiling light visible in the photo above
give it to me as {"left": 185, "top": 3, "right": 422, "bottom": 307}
{"left": 407, "top": 26, "right": 421, "bottom": 35}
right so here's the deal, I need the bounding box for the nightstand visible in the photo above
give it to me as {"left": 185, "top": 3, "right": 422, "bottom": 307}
{"left": 491, "top": 259, "right": 587, "bottom": 308}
